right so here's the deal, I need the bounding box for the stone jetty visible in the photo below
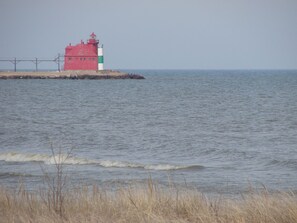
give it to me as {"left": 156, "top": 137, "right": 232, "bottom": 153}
{"left": 0, "top": 70, "right": 145, "bottom": 80}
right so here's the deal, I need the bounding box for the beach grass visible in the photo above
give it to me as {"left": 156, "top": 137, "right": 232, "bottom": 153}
{"left": 0, "top": 181, "right": 297, "bottom": 223}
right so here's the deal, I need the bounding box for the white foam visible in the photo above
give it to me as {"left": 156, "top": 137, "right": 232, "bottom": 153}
{"left": 0, "top": 152, "right": 93, "bottom": 165}
{"left": 0, "top": 152, "right": 49, "bottom": 163}
{"left": 99, "top": 160, "right": 142, "bottom": 168}
{"left": 0, "top": 152, "right": 203, "bottom": 171}
{"left": 144, "top": 164, "right": 190, "bottom": 170}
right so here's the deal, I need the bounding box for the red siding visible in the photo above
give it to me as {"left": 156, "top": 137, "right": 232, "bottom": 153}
{"left": 64, "top": 33, "right": 98, "bottom": 71}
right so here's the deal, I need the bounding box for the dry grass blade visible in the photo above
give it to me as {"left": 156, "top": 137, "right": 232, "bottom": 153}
{"left": 39, "top": 145, "right": 74, "bottom": 217}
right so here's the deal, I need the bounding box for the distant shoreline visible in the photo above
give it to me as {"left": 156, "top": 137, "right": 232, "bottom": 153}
{"left": 0, "top": 70, "right": 145, "bottom": 80}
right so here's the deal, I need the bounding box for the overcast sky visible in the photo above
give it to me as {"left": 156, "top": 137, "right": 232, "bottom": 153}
{"left": 0, "top": 0, "right": 297, "bottom": 70}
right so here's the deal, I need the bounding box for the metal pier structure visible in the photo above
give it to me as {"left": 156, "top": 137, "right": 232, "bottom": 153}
{"left": 0, "top": 54, "right": 63, "bottom": 72}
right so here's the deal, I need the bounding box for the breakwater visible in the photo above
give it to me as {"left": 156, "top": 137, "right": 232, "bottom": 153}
{"left": 0, "top": 70, "right": 144, "bottom": 79}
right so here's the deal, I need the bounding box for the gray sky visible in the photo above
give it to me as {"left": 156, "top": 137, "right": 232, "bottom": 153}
{"left": 1, "top": 0, "right": 297, "bottom": 69}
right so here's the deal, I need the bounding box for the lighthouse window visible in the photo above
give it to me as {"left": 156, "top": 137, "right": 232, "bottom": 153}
{"left": 80, "top": 58, "right": 82, "bottom": 61}
{"left": 68, "top": 57, "right": 72, "bottom": 60}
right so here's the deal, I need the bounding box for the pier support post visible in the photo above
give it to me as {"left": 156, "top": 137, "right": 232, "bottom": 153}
{"left": 35, "top": 58, "right": 38, "bottom": 72}
{"left": 58, "top": 54, "right": 60, "bottom": 72}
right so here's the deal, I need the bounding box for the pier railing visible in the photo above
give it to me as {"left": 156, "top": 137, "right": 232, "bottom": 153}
{"left": 0, "top": 54, "right": 64, "bottom": 72}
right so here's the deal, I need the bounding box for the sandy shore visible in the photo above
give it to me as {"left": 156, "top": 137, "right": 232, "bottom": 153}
{"left": 0, "top": 70, "right": 145, "bottom": 79}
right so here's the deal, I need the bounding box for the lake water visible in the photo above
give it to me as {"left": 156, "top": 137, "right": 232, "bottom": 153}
{"left": 0, "top": 70, "right": 297, "bottom": 195}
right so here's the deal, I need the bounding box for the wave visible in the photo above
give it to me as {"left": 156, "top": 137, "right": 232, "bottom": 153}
{"left": 0, "top": 152, "right": 96, "bottom": 165}
{"left": 98, "top": 161, "right": 203, "bottom": 171}
{"left": 266, "top": 159, "right": 297, "bottom": 169}
{"left": 0, "top": 152, "right": 203, "bottom": 171}
{"left": 0, "top": 172, "right": 34, "bottom": 178}
{"left": 144, "top": 164, "right": 203, "bottom": 170}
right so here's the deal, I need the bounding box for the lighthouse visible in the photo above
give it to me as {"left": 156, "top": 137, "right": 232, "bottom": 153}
{"left": 64, "top": 33, "right": 103, "bottom": 71}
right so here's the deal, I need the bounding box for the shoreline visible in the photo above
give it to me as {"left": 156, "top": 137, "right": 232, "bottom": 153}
{"left": 0, "top": 70, "right": 145, "bottom": 79}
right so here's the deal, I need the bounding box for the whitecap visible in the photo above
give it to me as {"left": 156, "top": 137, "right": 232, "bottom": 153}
{"left": 0, "top": 152, "right": 204, "bottom": 171}
{"left": 144, "top": 164, "right": 204, "bottom": 171}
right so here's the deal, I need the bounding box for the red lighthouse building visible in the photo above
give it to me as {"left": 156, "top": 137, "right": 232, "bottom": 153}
{"left": 64, "top": 33, "right": 99, "bottom": 70}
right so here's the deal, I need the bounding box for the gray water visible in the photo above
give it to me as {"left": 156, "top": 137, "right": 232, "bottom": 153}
{"left": 1, "top": 70, "right": 297, "bottom": 195}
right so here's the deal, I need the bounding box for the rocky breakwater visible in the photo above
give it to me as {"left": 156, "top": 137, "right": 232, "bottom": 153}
{"left": 0, "top": 70, "right": 145, "bottom": 80}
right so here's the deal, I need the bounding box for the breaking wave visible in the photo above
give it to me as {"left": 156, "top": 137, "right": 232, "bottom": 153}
{"left": 0, "top": 152, "right": 93, "bottom": 165}
{"left": 0, "top": 152, "right": 204, "bottom": 171}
